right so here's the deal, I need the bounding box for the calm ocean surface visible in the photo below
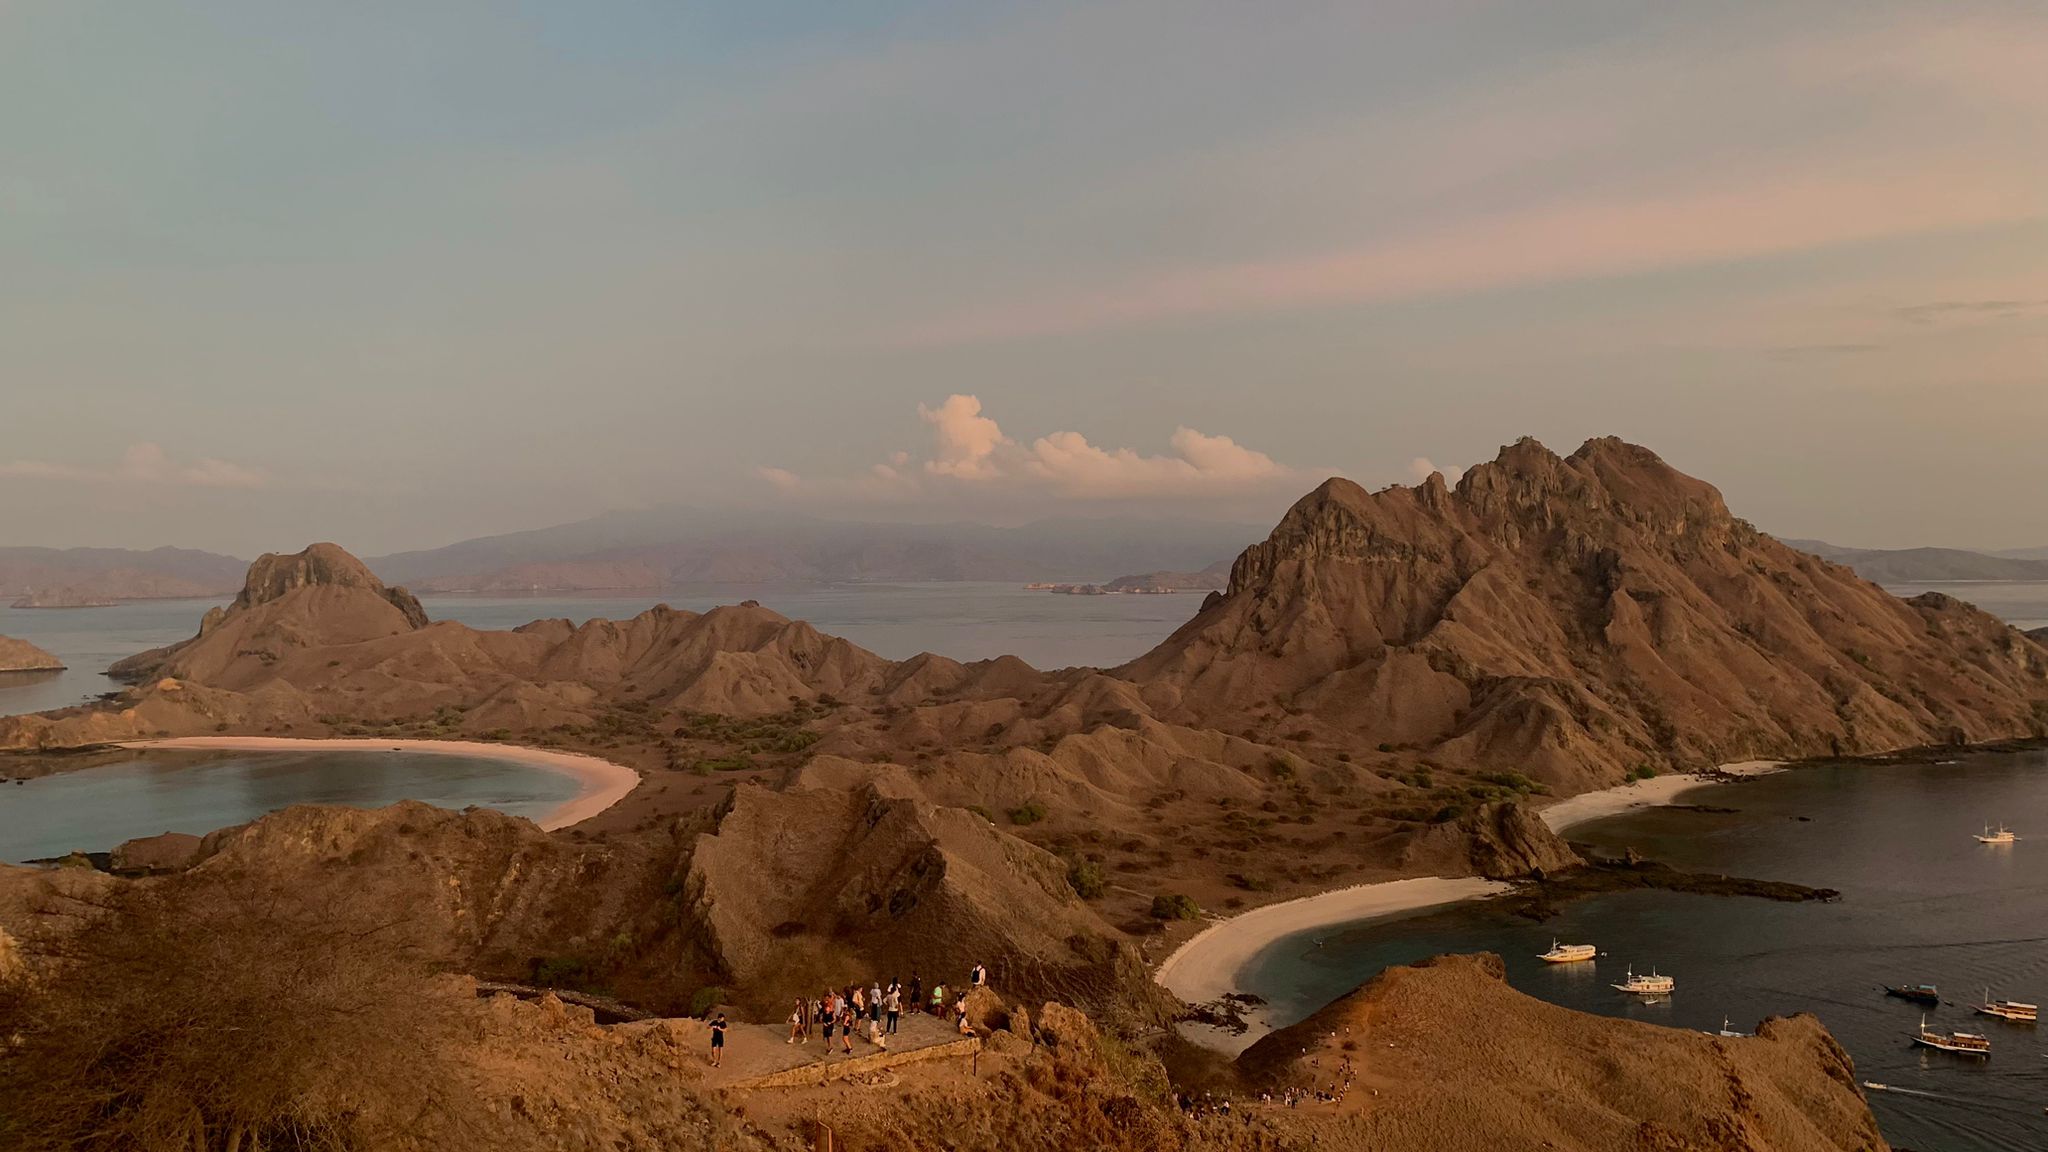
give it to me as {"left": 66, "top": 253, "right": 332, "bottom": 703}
{"left": 0, "top": 749, "right": 579, "bottom": 864}
{"left": 1238, "top": 751, "right": 2048, "bottom": 1152}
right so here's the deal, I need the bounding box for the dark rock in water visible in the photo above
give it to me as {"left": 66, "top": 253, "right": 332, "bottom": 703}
{"left": 1501, "top": 851, "right": 1839, "bottom": 921}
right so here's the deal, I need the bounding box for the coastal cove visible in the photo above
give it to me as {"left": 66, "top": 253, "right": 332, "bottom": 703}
{"left": 0, "top": 739, "right": 638, "bottom": 864}
{"left": 1216, "top": 749, "right": 2048, "bottom": 1152}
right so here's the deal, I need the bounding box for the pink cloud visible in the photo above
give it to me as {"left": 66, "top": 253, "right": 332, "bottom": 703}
{"left": 757, "top": 394, "right": 1326, "bottom": 505}
{"left": 0, "top": 443, "right": 266, "bottom": 489}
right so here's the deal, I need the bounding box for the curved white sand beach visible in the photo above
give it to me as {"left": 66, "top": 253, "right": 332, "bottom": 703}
{"left": 1155, "top": 875, "right": 1509, "bottom": 1054}
{"left": 1539, "top": 759, "right": 1785, "bottom": 833}
{"left": 1156, "top": 759, "right": 1788, "bottom": 1053}
{"left": 115, "top": 736, "right": 641, "bottom": 831}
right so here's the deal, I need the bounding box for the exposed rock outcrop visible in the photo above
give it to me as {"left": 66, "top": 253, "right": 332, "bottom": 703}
{"left": 1125, "top": 437, "right": 2048, "bottom": 793}
{"left": 0, "top": 636, "right": 64, "bottom": 673}
{"left": 1399, "top": 801, "right": 1583, "bottom": 880}
{"left": 109, "top": 831, "right": 205, "bottom": 875}
{"left": 107, "top": 543, "right": 428, "bottom": 685}
{"left": 683, "top": 783, "right": 1157, "bottom": 1015}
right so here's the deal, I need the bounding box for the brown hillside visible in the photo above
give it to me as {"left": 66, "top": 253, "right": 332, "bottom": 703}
{"left": 1237, "top": 953, "right": 1886, "bottom": 1152}
{"left": 0, "top": 636, "right": 64, "bottom": 673}
{"left": 1123, "top": 437, "right": 2048, "bottom": 794}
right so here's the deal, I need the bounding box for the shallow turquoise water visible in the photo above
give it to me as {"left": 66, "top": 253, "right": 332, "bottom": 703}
{"left": 0, "top": 750, "right": 580, "bottom": 863}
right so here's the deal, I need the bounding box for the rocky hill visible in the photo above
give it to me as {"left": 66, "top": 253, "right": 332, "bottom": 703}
{"left": 1122, "top": 437, "right": 2048, "bottom": 795}
{"left": 1238, "top": 953, "right": 1886, "bottom": 1152}
{"left": 0, "top": 636, "right": 63, "bottom": 674}
{"left": 0, "top": 545, "right": 244, "bottom": 601}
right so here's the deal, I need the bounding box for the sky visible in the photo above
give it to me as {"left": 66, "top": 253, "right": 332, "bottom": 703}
{"left": 2, "top": 0, "right": 2044, "bottom": 558}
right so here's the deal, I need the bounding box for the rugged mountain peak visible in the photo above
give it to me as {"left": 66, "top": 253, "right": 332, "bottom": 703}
{"left": 1131, "top": 435, "right": 2048, "bottom": 792}
{"left": 237, "top": 543, "right": 428, "bottom": 627}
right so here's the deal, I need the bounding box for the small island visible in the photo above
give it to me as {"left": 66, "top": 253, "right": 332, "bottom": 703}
{"left": 9, "top": 587, "right": 117, "bottom": 609}
{"left": 1026, "top": 558, "right": 1232, "bottom": 596}
{"left": 0, "top": 634, "right": 66, "bottom": 672}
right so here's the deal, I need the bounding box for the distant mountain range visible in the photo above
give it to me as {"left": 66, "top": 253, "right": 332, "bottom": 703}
{"left": 0, "top": 547, "right": 248, "bottom": 602}
{"left": 1783, "top": 540, "right": 2048, "bottom": 583}
{"left": 8, "top": 523, "right": 2047, "bottom": 604}
{"left": 364, "top": 507, "right": 1262, "bottom": 592}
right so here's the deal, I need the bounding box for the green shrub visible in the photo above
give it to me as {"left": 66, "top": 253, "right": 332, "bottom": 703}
{"left": 1067, "top": 857, "right": 1106, "bottom": 900}
{"left": 688, "top": 985, "right": 728, "bottom": 1018}
{"left": 1007, "top": 800, "right": 1047, "bottom": 826}
{"left": 1149, "top": 893, "right": 1201, "bottom": 921}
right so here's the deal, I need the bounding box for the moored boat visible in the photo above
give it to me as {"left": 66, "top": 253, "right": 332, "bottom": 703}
{"left": 1884, "top": 983, "right": 1940, "bottom": 1006}
{"left": 1971, "top": 988, "right": 2037, "bottom": 1023}
{"left": 1538, "top": 940, "right": 1597, "bottom": 964}
{"left": 1910, "top": 1014, "right": 1990, "bottom": 1056}
{"left": 1611, "top": 966, "right": 1674, "bottom": 996}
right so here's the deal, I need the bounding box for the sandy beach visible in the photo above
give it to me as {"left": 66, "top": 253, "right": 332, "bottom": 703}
{"left": 1538, "top": 759, "right": 1786, "bottom": 834}
{"left": 1154, "top": 875, "right": 1509, "bottom": 1054}
{"left": 1155, "top": 759, "right": 1790, "bottom": 1053}
{"left": 114, "top": 736, "right": 641, "bottom": 831}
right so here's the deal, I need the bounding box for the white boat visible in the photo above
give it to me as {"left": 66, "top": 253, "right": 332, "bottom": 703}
{"left": 1716, "top": 1017, "right": 1750, "bottom": 1038}
{"left": 1611, "top": 966, "right": 1675, "bottom": 996}
{"left": 1910, "top": 1015, "right": 1990, "bottom": 1056}
{"left": 1975, "top": 823, "right": 2017, "bottom": 844}
{"left": 1971, "top": 988, "right": 2037, "bottom": 1023}
{"left": 1538, "top": 940, "right": 1597, "bottom": 964}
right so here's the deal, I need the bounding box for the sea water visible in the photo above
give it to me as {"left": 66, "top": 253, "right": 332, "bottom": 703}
{"left": 0, "top": 749, "right": 580, "bottom": 864}
{"left": 1237, "top": 750, "right": 2048, "bottom": 1152}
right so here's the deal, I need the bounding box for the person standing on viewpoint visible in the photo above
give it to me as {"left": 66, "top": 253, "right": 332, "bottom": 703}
{"left": 709, "top": 1013, "right": 727, "bottom": 1068}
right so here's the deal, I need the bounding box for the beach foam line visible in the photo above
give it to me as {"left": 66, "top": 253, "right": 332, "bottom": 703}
{"left": 1538, "top": 759, "right": 1786, "bottom": 834}
{"left": 1154, "top": 875, "right": 1509, "bottom": 1054}
{"left": 114, "top": 736, "right": 640, "bottom": 831}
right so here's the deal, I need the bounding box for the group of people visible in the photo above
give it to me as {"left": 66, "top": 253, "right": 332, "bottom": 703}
{"left": 782, "top": 963, "right": 990, "bottom": 1056}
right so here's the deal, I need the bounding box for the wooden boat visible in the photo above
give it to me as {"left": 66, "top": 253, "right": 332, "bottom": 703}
{"left": 1538, "top": 940, "right": 1597, "bottom": 964}
{"left": 1975, "top": 823, "right": 2017, "bottom": 844}
{"left": 1971, "top": 988, "right": 2037, "bottom": 1023}
{"left": 1611, "top": 966, "right": 1675, "bottom": 996}
{"left": 1910, "top": 1015, "right": 1990, "bottom": 1056}
{"left": 1884, "top": 984, "right": 1940, "bottom": 1006}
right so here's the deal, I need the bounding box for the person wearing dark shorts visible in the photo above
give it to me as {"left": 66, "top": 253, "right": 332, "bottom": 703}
{"left": 709, "top": 1013, "right": 727, "bottom": 1068}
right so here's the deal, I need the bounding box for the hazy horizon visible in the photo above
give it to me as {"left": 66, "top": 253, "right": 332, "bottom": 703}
{"left": 5, "top": 1, "right": 2044, "bottom": 556}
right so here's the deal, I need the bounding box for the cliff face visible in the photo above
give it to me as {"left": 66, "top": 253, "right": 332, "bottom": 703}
{"left": 0, "top": 636, "right": 64, "bottom": 673}
{"left": 107, "top": 543, "right": 429, "bottom": 687}
{"left": 1126, "top": 437, "right": 2048, "bottom": 793}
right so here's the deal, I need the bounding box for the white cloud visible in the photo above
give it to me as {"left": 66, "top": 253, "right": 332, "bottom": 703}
{"left": 1408, "top": 457, "right": 1463, "bottom": 485}
{"left": 760, "top": 394, "right": 1326, "bottom": 507}
{"left": 0, "top": 442, "right": 266, "bottom": 489}
{"left": 755, "top": 465, "right": 802, "bottom": 493}
{"left": 918, "top": 394, "right": 1009, "bottom": 479}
